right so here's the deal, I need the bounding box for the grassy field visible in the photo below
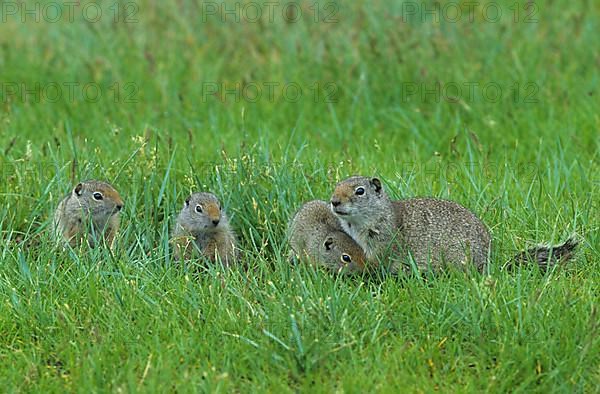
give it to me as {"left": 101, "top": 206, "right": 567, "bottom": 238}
{"left": 1, "top": 0, "right": 599, "bottom": 391}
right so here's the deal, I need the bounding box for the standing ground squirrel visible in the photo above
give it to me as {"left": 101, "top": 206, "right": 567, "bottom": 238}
{"left": 331, "top": 176, "right": 578, "bottom": 273}
{"left": 53, "top": 180, "right": 124, "bottom": 248}
{"left": 288, "top": 200, "right": 366, "bottom": 274}
{"left": 172, "top": 192, "right": 238, "bottom": 266}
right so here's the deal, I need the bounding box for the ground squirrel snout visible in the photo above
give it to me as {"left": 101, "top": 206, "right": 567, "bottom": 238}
{"left": 53, "top": 180, "right": 124, "bottom": 248}
{"left": 288, "top": 200, "right": 366, "bottom": 274}
{"left": 172, "top": 192, "right": 238, "bottom": 266}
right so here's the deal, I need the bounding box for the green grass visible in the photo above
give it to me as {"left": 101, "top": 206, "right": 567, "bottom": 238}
{"left": 1, "top": 0, "right": 599, "bottom": 391}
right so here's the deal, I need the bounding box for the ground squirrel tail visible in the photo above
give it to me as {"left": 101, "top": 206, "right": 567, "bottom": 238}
{"left": 508, "top": 237, "right": 579, "bottom": 273}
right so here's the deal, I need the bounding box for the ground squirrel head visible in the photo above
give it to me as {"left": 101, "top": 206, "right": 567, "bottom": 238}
{"left": 69, "top": 180, "right": 124, "bottom": 220}
{"left": 177, "top": 192, "right": 225, "bottom": 233}
{"left": 288, "top": 199, "right": 367, "bottom": 274}
{"left": 330, "top": 176, "right": 390, "bottom": 224}
{"left": 320, "top": 230, "right": 366, "bottom": 274}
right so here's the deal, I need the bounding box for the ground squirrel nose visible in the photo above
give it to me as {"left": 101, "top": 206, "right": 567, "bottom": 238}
{"left": 331, "top": 199, "right": 341, "bottom": 207}
{"left": 116, "top": 204, "right": 123, "bottom": 211}
{"left": 212, "top": 219, "right": 220, "bottom": 226}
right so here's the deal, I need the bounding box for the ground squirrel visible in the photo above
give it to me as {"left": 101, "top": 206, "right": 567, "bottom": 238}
{"left": 172, "top": 192, "right": 238, "bottom": 266}
{"left": 288, "top": 200, "right": 366, "bottom": 274}
{"left": 53, "top": 180, "right": 124, "bottom": 248}
{"left": 331, "top": 176, "right": 578, "bottom": 273}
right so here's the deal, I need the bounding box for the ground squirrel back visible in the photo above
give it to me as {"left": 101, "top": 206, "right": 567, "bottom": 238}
{"left": 392, "top": 197, "right": 491, "bottom": 272}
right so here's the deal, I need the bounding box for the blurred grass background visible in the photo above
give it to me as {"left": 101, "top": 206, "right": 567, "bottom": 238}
{"left": 0, "top": 0, "right": 599, "bottom": 391}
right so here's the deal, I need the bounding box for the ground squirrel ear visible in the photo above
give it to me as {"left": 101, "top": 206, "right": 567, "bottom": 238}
{"left": 370, "top": 177, "right": 382, "bottom": 193}
{"left": 185, "top": 196, "right": 190, "bottom": 207}
{"left": 74, "top": 183, "right": 83, "bottom": 196}
{"left": 323, "top": 237, "right": 334, "bottom": 250}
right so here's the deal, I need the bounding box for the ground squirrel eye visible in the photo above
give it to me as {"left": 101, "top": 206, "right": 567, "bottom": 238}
{"left": 93, "top": 192, "right": 103, "bottom": 201}
{"left": 195, "top": 205, "right": 203, "bottom": 213}
{"left": 341, "top": 254, "right": 352, "bottom": 263}
{"left": 355, "top": 187, "right": 365, "bottom": 196}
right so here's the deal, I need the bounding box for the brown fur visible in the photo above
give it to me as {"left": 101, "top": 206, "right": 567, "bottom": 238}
{"left": 53, "top": 180, "right": 123, "bottom": 248}
{"left": 331, "top": 175, "right": 578, "bottom": 274}
{"left": 288, "top": 200, "right": 366, "bottom": 274}
{"left": 172, "top": 192, "right": 238, "bottom": 267}
{"left": 331, "top": 176, "right": 491, "bottom": 273}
